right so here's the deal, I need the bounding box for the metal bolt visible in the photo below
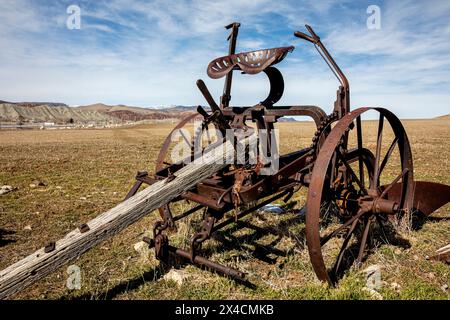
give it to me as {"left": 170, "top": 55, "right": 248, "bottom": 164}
{"left": 44, "top": 241, "right": 56, "bottom": 253}
{"left": 78, "top": 223, "right": 90, "bottom": 233}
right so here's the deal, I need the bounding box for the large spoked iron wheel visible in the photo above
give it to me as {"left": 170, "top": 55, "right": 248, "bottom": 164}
{"left": 306, "top": 107, "right": 414, "bottom": 285}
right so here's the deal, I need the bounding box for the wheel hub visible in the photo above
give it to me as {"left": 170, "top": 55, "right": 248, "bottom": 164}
{"left": 357, "top": 196, "right": 399, "bottom": 215}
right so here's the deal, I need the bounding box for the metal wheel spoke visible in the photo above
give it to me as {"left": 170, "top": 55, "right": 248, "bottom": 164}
{"left": 379, "top": 137, "right": 398, "bottom": 177}
{"left": 376, "top": 215, "right": 389, "bottom": 243}
{"left": 371, "top": 114, "right": 384, "bottom": 189}
{"left": 329, "top": 153, "right": 337, "bottom": 188}
{"left": 320, "top": 208, "right": 366, "bottom": 246}
{"left": 379, "top": 168, "right": 409, "bottom": 199}
{"left": 205, "top": 126, "right": 212, "bottom": 144}
{"left": 336, "top": 151, "right": 368, "bottom": 194}
{"left": 180, "top": 130, "right": 193, "bottom": 149}
{"left": 356, "top": 116, "right": 365, "bottom": 188}
{"left": 332, "top": 217, "right": 359, "bottom": 275}
{"left": 356, "top": 217, "right": 372, "bottom": 265}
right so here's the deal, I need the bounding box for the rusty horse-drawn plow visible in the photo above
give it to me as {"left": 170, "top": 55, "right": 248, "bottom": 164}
{"left": 126, "top": 23, "right": 450, "bottom": 285}
{"left": 0, "top": 23, "right": 449, "bottom": 298}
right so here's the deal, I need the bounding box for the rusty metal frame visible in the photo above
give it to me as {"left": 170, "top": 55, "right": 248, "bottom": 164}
{"left": 125, "top": 23, "right": 450, "bottom": 283}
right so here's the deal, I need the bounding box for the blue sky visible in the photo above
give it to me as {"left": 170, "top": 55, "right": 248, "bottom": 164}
{"left": 0, "top": 0, "right": 449, "bottom": 118}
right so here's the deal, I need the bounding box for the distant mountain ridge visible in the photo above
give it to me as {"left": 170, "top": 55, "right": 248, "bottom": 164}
{"left": 0, "top": 100, "right": 68, "bottom": 107}
{"left": 0, "top": 102, "right": 114, "bottom": 124}
{"left": 0, "top": 101, "right": 198, "bottom": 124}
{"left": 76, "top": 103, "right": 198, "bottom": 121}
{"left": 0, "top": 100, "right": 306, "bottom": 124}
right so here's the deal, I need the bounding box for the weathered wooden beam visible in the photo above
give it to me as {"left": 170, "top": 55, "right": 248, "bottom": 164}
{"left": 0, "top": 136, "right": 253, "bottom": 299}
{"left": 428, "top": 244, "right": 450, "bottom": 264}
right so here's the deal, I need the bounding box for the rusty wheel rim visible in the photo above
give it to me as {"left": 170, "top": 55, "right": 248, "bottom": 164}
{"left": 154, "top": 114, "right": 198, "bottom": 219}
{"left": 155, "top": 114, "right": 219, "bottom": 219}
{"left": 306, "top": 107, "right": 414, "bottom": 285}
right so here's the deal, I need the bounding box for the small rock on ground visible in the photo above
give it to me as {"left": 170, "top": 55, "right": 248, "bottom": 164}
{"left": 364, "top": 264, "right": 382, "bottom": 290}
{"left": 0, "top": 185, "right": 16, "bottom": 195}
{"left": 133, "top": 241, "right": 152, "bottom": 263}
{"left": 30, "top": 180, "right": 46, "bottom": 188}
{"left": 363, "top": 287, "right": 383, "bottom": 300}
{"left": 390, "top": 282, "right": 401, "bottom": 291}
{"left": 133, "top": 241, "right": 148, "bottom": 253}
{"left": 162, "top": 269, "right": 190, "bottom": 286}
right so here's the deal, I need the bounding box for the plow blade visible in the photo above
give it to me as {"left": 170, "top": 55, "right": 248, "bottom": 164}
{"left": 383, "top": 181, "right": 450, "bottom": 216}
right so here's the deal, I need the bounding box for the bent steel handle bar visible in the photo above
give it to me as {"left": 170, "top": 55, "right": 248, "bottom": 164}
{"left": 294, "top": 24, "right": 320, "bottom": 43}
{"left": 294, "top": 25, "right": 348, "bottom": 87}
{"left": 294, "top": 31, "right": 317, "bottom": 43}
{"left": 294, "top": 24, "right": 350, "bottom": 115}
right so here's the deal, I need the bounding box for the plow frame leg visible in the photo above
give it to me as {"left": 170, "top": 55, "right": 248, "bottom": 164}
{"left": 143, "top": 189, "right": 293, "bottom": 280}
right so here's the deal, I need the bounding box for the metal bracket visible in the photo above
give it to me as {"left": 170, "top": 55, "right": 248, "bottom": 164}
{"left": 190, "top": 212, "right": 216, "bottom": 261}
{"left": 154, "top": 233, "right": 169, "bottom": 262}
{"left": 44, "top": 241, "right": 56, "bottom": 253}
{"left": 78, "top": 223, "right": 90, "bottom": 233}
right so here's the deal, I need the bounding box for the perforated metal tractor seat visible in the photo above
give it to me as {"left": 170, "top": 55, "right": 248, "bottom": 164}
{"left": 207, "top": 46, "right": 294, "bottom": 79}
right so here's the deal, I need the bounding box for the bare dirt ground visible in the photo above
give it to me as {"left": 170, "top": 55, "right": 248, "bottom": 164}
{"left": 0, "top": 119, "right": 448, "bottom": 300}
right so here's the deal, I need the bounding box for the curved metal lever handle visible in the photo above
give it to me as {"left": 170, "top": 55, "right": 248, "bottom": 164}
{"left": 294, "top": 31, "right": 317, "bottom": 43}
{"left": 305, "top": 24, "right": 320, "bottom": 39}
{"left": 294, "top": 24, "right": 320, "bottom": 44}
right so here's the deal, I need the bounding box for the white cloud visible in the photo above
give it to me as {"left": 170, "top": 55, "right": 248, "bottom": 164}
{"left": 0, "top": 0, "right": 448, "bottom": 118}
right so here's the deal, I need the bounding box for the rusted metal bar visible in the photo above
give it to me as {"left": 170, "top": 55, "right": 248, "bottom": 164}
{"left": 221, "top": 105, "right": 326, "bottom": 128}
{"left": 142, "top": 237, "right": 245, "bottom": 279}
{"left": 221, "top": 22, "right": 240, "bottom": 108}
{"left": 182, "top": 191, "right": 226, "bottom": 211}
{"left": 172, "top": 205, "right": 204, "bottom": 222}
{"left": 170, "top": 245, "right": 245, "bottom": 279}
{"left": 213, "top": 190, "right": 290, "bottom": 232}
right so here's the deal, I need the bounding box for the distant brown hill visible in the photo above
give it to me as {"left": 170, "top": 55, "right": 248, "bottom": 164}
{"left": 76, "top": 103, "right": 198, "bottom": 121}
{"left": 0, "top": 101, "right": 199, "bottom": 124}
{"left": 76, "top": 103, "right": 152, "bottom": 114}
{"left": 0, "top": 100, "right": 68, "bottom": 107}
{"left": 435, "top": 114, "right": 450, "bottom": 120}
{"left": 0, "top": 102, "right": 113, "bottom": 124}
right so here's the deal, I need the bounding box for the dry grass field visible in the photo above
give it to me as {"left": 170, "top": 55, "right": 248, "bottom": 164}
{"left": 0, "top": 119, "right": 449, "bottom": 300}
